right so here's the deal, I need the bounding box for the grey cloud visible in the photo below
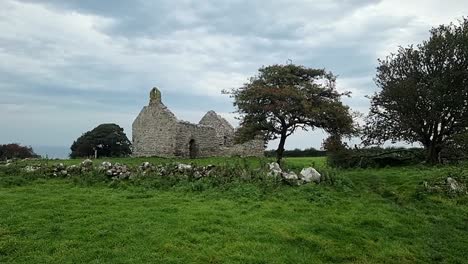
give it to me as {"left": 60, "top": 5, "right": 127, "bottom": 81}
{"left": 17, "top": 0, "right": 382, "bottom": 40}
{"left": 3, "top": 0, "right": 463, "bottom": 152}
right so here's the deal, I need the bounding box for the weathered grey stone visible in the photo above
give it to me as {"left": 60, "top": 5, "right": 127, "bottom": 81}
{"left": 81, "top": 159, "right": 93, "bottom": 168}
{"left": 141, "top": 162, "right": 151, "bottom": 169}
{"left": 282, "top": 171, "right": 298, "bottom": 180}
{"left": 99, "top": 161, "right": 112, "bottom": 170}
{"left": 177, "top": 163, "right": 192, "bottom": 172}
{"left": 132, "top": 87, "right": 265, "bottom": 158}
{"left": 24, "top": 165, "right": 39, "bottom": 172}
{"left": 300, "top": 167, "right": 321, "bottom": 183}
{"left": 68, "top": 165, "right": 79, "bottom": 173}
{"left": 446, "top": 177, "right": 461, "bottom": 192}
{"left": 268, "top": 162, "right": 282, "bottom": 177}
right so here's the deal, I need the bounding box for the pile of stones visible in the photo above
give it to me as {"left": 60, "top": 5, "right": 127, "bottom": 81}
{"left": 137, "top": 162, "right": 216, "bottom": 179}
{"left": 51, "top": 159, "right": 95, "bottom": 176}
{"left": 52, "top": 163, "right": 68, "bottom": 177}
{"left": 23, "top": 165, "right": 41, "bottom": 172}
{"left": 3, "top": 159, "right": 13, "bottom": 167}
{"left": 424, "top": 177, "right": 467, "bottom": 195}
{"left": 98, "top": 161, "right": 131, "bottom": 180}
{"left": 268, "top": 162, "right": 321, "bottom": 185}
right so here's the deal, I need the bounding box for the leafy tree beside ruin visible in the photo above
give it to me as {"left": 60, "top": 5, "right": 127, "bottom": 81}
{"left": 363, "top": 18, "right": 468, "bottom": 164}
{"left": 0, "top": 143, "right": 39, "bottom": 160}
{"left": 226, "top": 64, "right": 355, "bottom": 164}
{"left": 70, "top": 124, "right": 132, "bottom": 158}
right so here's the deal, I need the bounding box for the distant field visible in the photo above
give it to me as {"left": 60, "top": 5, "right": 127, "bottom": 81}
{"left": 0, "top": 157, "right": 467, "bottom": 263}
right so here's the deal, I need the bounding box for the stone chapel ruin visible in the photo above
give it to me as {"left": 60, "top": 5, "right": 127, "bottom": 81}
{"left": 132, "top": 87, "right": 265, "bottom": 158}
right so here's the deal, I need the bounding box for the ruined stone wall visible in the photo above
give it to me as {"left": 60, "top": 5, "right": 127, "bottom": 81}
{"left": 221, "top": 138, "right": 265, "bottom": 157}
{"left": 132, "top": 103, "right": 178, "bottom": 157}
{"left": 175, "top": 122, "right": 220, "bottom": 158}
{"left": 132, "top": 87, "right": 265, "bottom": 158}
{"left": 199, "top": 110, "right": 235, "bottom": 146}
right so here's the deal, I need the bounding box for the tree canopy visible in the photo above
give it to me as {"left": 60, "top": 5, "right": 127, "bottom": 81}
{"left": 363, "top": 18, "right": 468, "bottom": 164}
{"left": 226, "top": 64, "right": 355, "bottom": 163}
{"left": 0, "top": 143, "right": 39, "bottom": 160}
{"left": 70, "top": 124, "right": 132, "bottom": 158}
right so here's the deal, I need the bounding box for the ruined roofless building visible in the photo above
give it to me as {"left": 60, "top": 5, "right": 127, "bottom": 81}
{"left": 132, "top": 87, "right": 265, "bottom": 158}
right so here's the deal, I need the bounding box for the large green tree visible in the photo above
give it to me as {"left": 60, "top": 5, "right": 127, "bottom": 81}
{"left": 70, "top": 124, "right": 132, "bottom": 158}
{"left": 0, "top": 143, "right": 39, "bottom": 160}
{"left": 226, "top": 64, "right": 355, "bottom": 164}
{"left": 363, "top": 19, "right": 468, "bottom": 164}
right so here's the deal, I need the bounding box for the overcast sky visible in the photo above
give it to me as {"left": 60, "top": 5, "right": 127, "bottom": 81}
{"left": 1, "top": 0, "right": 467, "bottom": 157}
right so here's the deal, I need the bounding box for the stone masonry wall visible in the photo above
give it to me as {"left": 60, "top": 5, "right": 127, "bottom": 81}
{"left": 132, "top": 87, "right": 265, "bottom": 158}
{"left": 174, "top": 122, "right": 220, "bottom": 158}
{"left": 199, "top": 111, "right": 235, "bottom": 146}
{"left": 132, "top": 103, "right": 178, "bottom": 157}
{"left": 221, "top": 138, "right": 265, "bottom": 157}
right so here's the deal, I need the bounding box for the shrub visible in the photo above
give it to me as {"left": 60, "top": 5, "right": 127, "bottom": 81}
{"left": 0, "top": 143, "right": 39, "bottom": 160}
{"left": 326, "top": 143, "right": 425, "bottom": 169}
{"left": 264, "top": 148, "right": 326, "bottom": 158}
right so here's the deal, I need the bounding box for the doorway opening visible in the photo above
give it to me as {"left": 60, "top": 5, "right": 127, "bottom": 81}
{"left": 189, "top": 139, "right": 198, "bottom": 159}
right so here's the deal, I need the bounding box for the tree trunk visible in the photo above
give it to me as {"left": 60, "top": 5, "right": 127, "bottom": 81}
{"left": 276, "top": 133, "right": 287, "bottom": 165}
{"left": 425, "top": 143, "right": 442, "bottom": 165}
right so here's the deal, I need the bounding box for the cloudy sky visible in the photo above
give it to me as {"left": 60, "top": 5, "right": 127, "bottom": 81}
{"left": 1, "top": 0, "right": 467, "bottom": 157}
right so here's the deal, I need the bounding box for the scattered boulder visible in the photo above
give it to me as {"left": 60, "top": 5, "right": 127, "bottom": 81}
{"left": 446, "top": 177, "right": 462, "bottom": 192}
{"left": 177, "top": 163, "right": 192, "bottom": 172}
{"left": 99, "top": 161, "right": 113, "bottom": 171}
{"left": 267, "top": 162, "right": 323, "bottom": 185}
{"left": 81, "top": 159, "right": 93, "bottom": 168}
{"left": 140, "top": 162, "right": 152, "bottom": 170}
{"left": 282, "top": 171, "right": 298, "bottom": 180}
{"left": 282, "top": 171, "right": 300, "bottom": 185}
{"left": 267, "top": 162, "right": 282, "bottom": 177}
{"left": 24, "top": 165, "right": 40, "bottom": 172}
{"left": 138, "top": 162, "right": 155, "bottom": 175}
{"left": 424, "top": 176, "right": 467, "bottom": 195}
{"left": 67, "top": 165, "right": 80, "bottom": 173}
{"left": 300, "top": 167, "right": 321, "bottom": 183}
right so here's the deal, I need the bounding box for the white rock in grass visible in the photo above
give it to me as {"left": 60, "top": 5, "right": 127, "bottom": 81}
{"left": 300, "top": 167, "right": 321, "bottom": 183}
{"left": 282, "top": 171, "right": 299, "bottom": 182}
{"left": 24, "top": 166, "right": 38, "bottom": 172}
{"left": 141, "top": 162, "right": 151, "bottom": 169}
{"left": 81, "top": 159, "right": 93, "bottom": 168}
{"left": 177, "top": 163, "right": 192, "bottom": 171}
{"left": 100, "top": 161, "right": 112, "bottom": 170}
{"left": 446, "top": 177, "right": 461, "bottom": 192}
{"left": 268, "top": 162, "right": 282, "bottom": 177}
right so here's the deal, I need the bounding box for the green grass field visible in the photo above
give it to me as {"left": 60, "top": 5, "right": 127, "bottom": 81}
{"left": 0, "top": 157, "right": 467, "bottom": 263}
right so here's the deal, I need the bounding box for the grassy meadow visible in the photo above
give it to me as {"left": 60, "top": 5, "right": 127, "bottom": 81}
{"left": 0, "top": 157, "right": 467, "bottom": 263}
